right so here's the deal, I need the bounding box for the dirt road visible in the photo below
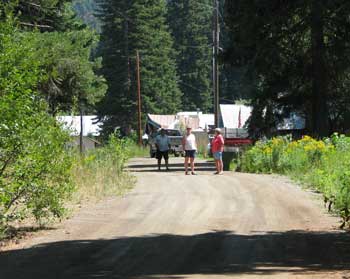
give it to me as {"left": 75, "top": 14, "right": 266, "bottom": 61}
{"left": 1, "top": 157, "right": 350, "bottom": 279}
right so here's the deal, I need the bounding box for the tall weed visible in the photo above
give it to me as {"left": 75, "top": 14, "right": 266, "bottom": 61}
{"left": 72, "top": 134, "right": 135, "bottom": 202}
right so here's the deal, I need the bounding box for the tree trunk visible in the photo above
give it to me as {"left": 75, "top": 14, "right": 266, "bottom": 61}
{"left": 310, "top": 0, "right": 330, "bottom": 137}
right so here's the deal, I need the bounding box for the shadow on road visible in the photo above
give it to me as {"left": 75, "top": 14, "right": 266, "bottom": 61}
{"left": 126, "top": 161, "right": 216, "bottom": 173}
{"left": 1, "top": 230, "right": 350, "bottom": 278}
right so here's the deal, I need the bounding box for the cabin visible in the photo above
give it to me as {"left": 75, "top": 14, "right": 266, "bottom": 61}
{"left": 57, "top": 116, "right": 102, "bottom": 151}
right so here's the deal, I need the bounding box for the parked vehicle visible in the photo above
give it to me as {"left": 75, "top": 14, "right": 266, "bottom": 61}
{"left": 208, "top": 128, "right": 253, "bottom": 170}
{"left": 148, "top": 129, "right": 183, "bottom": 158}
{"left": 222, "top": 128, "right": 252, "bottom": 170}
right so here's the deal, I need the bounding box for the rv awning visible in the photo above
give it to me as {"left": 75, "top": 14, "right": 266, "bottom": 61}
{"left": 147, "top": 114, "right": 176, "bottom": 129}
{"left": 220, "top": 105, "right": 252, "bottom": 128}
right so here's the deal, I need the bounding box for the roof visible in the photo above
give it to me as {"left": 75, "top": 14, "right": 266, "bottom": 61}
{"left": 147, "top": 112, "right": 215, "bottom": 131}
{"left": 199, "top": 114, "right": 214, "bottom": 129}
{"left": 57, "top": 116, "right": 102, "bottom": 136}
{"left": 147, "top": 114, "right": 176, "bottom": 129}
{"left": 220, "top": 104, "right": 252, "bottom": 129}
{"left": 177, "top": 112, "right": 214, "bottom": 130}
{"left": 147, "top": 113, "right": 202, "bottom": 130}
{"left": 177, "top": 111, "right": 201, "bottom": 116}
{"left": 178, "top": 115, "right": 200, "bottom": 130}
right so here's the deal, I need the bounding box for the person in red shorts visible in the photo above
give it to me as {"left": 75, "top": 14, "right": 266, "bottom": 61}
{"left": 211, "top": 128, "right": 225, "bottom": 175}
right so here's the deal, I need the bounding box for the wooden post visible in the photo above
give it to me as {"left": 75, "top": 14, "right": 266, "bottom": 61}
{"left": 80, "top": 107, "right": 83, "bottom": 154}
{"left": 213, "top": 0, "right": 220, "bottom": 128}
{"left": 136, "top": 50, "right": 142, "bottom": 146}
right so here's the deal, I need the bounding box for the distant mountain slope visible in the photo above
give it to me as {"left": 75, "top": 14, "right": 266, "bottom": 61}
{"left": 73, "top": 0, "right": 100, "bottom": 31}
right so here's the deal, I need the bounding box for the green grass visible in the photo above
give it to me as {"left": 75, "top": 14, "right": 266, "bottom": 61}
{"left": 196, "top": 150, "right": 209, "bottom": 159}
{"left": 127, "top": 144, "right": 149, "bottom": 158}
{"left": 72, "top": 156, "right": 135, "bottom": 203}
{"left": 72, "top": 137, "right": 137, "bottom": 203}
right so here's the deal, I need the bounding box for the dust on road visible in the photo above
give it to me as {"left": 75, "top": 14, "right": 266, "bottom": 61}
{"left": 1, "top": 157, "right": 350, "bottom": 279}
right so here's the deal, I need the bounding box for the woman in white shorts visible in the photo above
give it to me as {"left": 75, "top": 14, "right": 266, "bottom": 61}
{"left": 182, "top": 127, "right": 197, "bottom": 175}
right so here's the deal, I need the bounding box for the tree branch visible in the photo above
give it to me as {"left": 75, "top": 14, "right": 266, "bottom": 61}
{"left": 19, "top": 22, "right": 53, "bottom": 29}
{"left": 25, "top": 2, "right": 42, "bottom": 9}
{"left": 5, "top": 188, "right": 26, "bottom": 211}
{"left": 0, "top": 156, "right": 12, "bottom": 177}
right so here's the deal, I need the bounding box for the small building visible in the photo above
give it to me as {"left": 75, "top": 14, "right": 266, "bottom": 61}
{"left": 69, "top": 136, "right": 101, "bottom": 151}
{"left": 57, "top": 115, "right": 102, "bottom": 151}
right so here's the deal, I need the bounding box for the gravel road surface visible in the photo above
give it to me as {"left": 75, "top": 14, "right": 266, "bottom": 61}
{"left": 1, "top": 157, "right": 350, "bottom": 279}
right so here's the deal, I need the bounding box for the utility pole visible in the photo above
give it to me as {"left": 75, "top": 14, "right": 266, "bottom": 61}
{"left": 213, "top": 0, "right": 220, "bottom": 128}
{"left": 136, "top": 50, "right": 142, "bottom": 146}
{"left": 79, "top": 105, "right": 84, "bottom": 154}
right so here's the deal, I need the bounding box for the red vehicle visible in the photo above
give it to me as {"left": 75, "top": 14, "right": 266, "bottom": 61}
{"left": 222, "top": 128, "right": 253, "bottom": 170}
{"left": 208, "top": 128, "right": 252, "bottom": 170}
{"left": 223, "top": 128, "right": 252, "bottom": 150}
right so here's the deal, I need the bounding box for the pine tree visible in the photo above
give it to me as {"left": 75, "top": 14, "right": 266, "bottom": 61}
{"left": 167, "top": 0, "right": 212, "bottom": 112}
{"left": 224, "top": 0, "right": 350, "bottom": 136}
{"left": 2, "top": 1, "right": 107, "bottom": 114}
{"left": 219, "top": 0, "right": 254, "bottom": 103}
{"left": 7, "top": 0, "right": 71, "bottom": 31}
{"left": 96, "top": 0, "right": 182, "bottom": 134}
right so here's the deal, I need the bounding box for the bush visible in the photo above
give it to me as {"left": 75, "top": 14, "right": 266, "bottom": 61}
{"left": 0, "top": 10, "right": 107, "bottom": 237}
{"left": 0, "top": 20, "right": 74, "bottom": 232}
{"left": 241, "top": 134, "right": 350, "bottom": 228}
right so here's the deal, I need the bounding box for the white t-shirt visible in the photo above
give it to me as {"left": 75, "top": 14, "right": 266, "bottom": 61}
{"left": 184, "top": 134, "right": 197, "bottom": 151}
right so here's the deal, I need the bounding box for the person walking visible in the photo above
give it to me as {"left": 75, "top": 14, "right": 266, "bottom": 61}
{"left": 212, "top": 128, "right": 225, "bottom": 175}
{"left": 155, "top": 128, "right": 171, "bottom": 171}
{"left": 182, "top": 126, "right": 197, "bottom": 175}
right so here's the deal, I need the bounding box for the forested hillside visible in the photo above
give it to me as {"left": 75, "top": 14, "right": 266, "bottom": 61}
{"left": 73, "top": 0, "right": 100, "bottom": 30}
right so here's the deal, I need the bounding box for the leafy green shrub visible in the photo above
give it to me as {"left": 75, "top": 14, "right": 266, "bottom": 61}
{"left": 0, "top": 5, "right": 107, "bottom": 237}
{"left": 0, "top": 20, "right": 74, "bottom": 231}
